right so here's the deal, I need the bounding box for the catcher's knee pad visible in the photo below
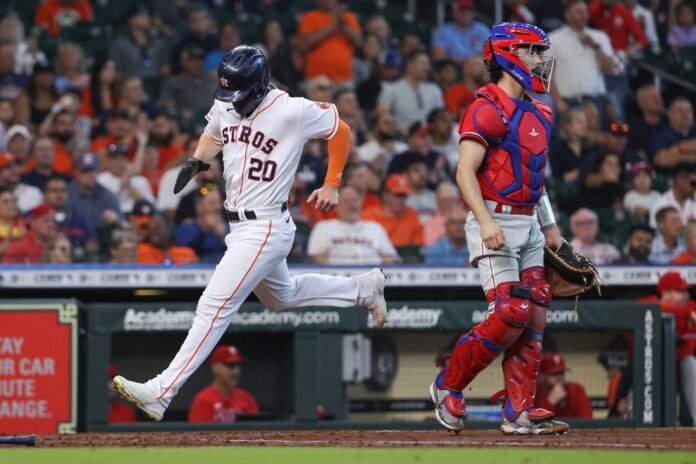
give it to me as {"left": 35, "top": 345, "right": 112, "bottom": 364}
{"left": 520, "top": 267, "right": 551, "bottom": 307}
{"left": 443, "top": 282, "right": 531, "bottom": 391}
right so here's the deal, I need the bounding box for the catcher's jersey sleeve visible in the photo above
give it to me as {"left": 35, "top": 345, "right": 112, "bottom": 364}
{"left": 299, "top": 98, "right": 339, "bottom": 142}
{"left": 458, "top": 99, "right": 507, "bottom": 148}
{"left": 204, "top": 103, "right": 223, "bottom": 146}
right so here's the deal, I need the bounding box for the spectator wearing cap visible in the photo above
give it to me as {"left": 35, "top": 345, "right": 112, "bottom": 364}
{"left": 424, "top": 206, "right": 469, "bottom": 265}
{"left": 431, "top": 0, "right": 490, "bottom": 63}
{"left": 601, "top": 121, "right": 638, "bottom": 165}
{"left": 428, "top": 109, "right": 459, "bottom": 172}
{"left": 624, "top": 161, "right": 661, "bottom": 220}
{"left": 5, "top": 124, "right": 31, "bottom": 167}
{"left": 389, "top": 122, "right": 452, "bottom": 188}
{"left": 188, "top": 345, "right": 259, "bottom": 423}
{"left": 0, "top": 40, "right": 29, "bottom": 124}
{"left": 444, "top": 56, "right": 488, "bottom": 118}
{"left": 136, "top": 211, "right": 198, "bottom": 265}
{"left": 648, "top": 97, "right": 696, "bottom": 175}
{"left": 649, "top": 163, "right": 696, "bottom": 229}
{"left": 2, "top": 203, "right": 56, "bottom": 263}
{"left": 551, "top": 107, "right": 599, "bottom": 186}
{"left": 109, "top": 230, "right": 139, "bottom": 264}
{"left": 617, "top": 224, "right": 655, "bottom": 265}
{"left": 0, "top": 152, "right": 43, "bottom": 214}
{"left": 34, "top": 0, "right": 93, "bottom": 37}
{"left": 627, "top": 85, "right": 668, "bottom": 161}
{"left": 160, "top": 46, "right": 216, "bottom": 127}
{"left": 672, "top": 221, "right": 696, "bottom": 265}
{"left": 44, "top": 175, "right": 97, "bottom": 261}
{"left": 378, "top": 51, "right": 445, "bottom": 132}
{"left": 548, "top": 0, "right": 617, "bottom": 120}
{"left": 357, "top": 112, "right": 407, "bottom": 177}
{"left": 297, "top": 0, "right": 362, "bottom": 84}
{"left": 205, "top": 22, "right": 242, "bottom": 79}
{"left": 650, "top": 206, "right": 686, "bottom": 264}
{"left": 0, "top": 188, "right": 26, "bottom": 260}
{"left": 308, "top": 185, "right": 397, "bottom": 265}
{"left": 569, "top": 208, "right": 620, "bottom": 265}
{"left": 174, "top": 187, "right": 228, "bottom": 263}
{"left": 534, "top": 353, "right": 592, "bottom": 419}
{"left": 356, "top": 47, "right": 402, "bottom": 113}
{"left": 21, "top": 136, "right": 72, "bottom": 191}
{"left": 68, "top": 152, "right": 123, "bottom": 231}
{"left": 109, "top": 4, "right": 170, "bottom": 79}
{"left": 423, "top": 182, "right": 461, "bottom": 247}
{"left": 639, "top": 271, "right": 696, "bottom": 424}
{"left": 171, "top": 5, "right": 218, "bottom": 74}
{"left": 401, "top": 154, "right": 437, "bottom": 225}
{"left": 97, "top": 143, "right": 156, "bottom": 214}
{"left": 108, "top": 363, "right": 137, "bottom": 423}
{"left": 362, "top": 174, "right": 422, "bottom": 248}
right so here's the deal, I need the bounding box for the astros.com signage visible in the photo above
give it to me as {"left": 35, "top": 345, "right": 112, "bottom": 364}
{"left": 643, "top": 310, "right": 654, "bottom": 424}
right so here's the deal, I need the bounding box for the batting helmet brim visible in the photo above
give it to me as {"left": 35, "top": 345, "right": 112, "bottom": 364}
{"left": 214, "top": 84, "right": 252, "bottom": 103}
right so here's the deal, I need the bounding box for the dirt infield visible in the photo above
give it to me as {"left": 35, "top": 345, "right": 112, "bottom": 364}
{"left": 33, "top": 429, "right": 696, "bottom": 450}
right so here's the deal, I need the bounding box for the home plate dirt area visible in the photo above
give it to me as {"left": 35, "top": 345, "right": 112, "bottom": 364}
{"left": 35, "top": 429, "right": 696, "bottom": 450}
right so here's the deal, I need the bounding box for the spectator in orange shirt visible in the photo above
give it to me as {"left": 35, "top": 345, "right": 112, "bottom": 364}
{"left": 344, "top": 162, "right": 382, "bottom": 211}
{"left": 92, "top": 107, "right": 137, "bottom": 160}
{"left": 362, "top": 173, "right": 422, "bottom": 247}
{"left": 35, "top": 0, "right": 94, "bottom": 38}
{"left": 132, "top": 200, "right": 198, "bottom": 265}
{"left": 535, "top": 352, "right": 593, "bottom": 419}
{"left": 188, "top": 345, "right": 259, "bottom": 423}
{"left": 108, "top": 363, "right": 137, "bottom": 423}
{"left": 673, "top": 221, "right": 696, "bottom": 265}
{"left": 44, "top": 109, "right": 79, "bottom": 174}
{"left": 297, "top": 0, "right": 362, "bottom": 84}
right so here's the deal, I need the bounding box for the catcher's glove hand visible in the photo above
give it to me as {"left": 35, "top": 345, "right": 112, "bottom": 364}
{"left": 174, "top": 157, "right": 210, "bottom": 194}
{"left": 544, "top": 241, "right": 601, "bottom": 297}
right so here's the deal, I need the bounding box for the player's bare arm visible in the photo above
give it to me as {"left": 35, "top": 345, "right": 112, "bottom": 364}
{"left": 307, "top": 119, "right": 351, "bottom": 212}
{"left": 456, "top": 139, "right": 505, "bottom": 250}
{"left": 172, "top": 132, "right": 220, "bottom": 194}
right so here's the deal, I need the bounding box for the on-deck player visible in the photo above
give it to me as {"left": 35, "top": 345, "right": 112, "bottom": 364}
{"left": 113, "top": 45, "right": 387, "bottom": 421}
{"left": 430, "top": 23, "right": 570, "bottom": 435}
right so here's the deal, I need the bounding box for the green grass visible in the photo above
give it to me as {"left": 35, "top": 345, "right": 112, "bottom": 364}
{"left": 2, "top": 447, "right": 695, "bottom": 464}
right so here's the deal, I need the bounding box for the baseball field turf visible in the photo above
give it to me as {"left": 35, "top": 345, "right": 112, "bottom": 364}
{"left": 2, "top": 447, "right": 696, "bottom": 464}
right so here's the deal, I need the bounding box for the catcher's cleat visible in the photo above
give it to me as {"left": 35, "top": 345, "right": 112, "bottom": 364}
{"left": 113, "top": 376, "right": 165, "bottom": 422}
{"left": 430, "top": 370, "right": 466, "bottom": 431}
{"left": 355, "top": 268, "right": 387, "bottom": 328}
{"left": 500, "top": 409, "right": 570, "bottom": 435}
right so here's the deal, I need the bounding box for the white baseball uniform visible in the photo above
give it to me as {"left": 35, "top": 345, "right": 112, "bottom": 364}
{"left": 141, "top": 89, "right": 375, "bottom": 412}
{"left": 307, "top": 219, "right": 397, "bottom": 265}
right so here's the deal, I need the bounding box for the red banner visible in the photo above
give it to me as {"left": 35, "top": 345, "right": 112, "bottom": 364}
{"left": 0, "top": 304, "right": 78, "bottom": 434}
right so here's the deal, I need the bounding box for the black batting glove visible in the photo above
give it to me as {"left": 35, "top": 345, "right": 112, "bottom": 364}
{"left": 174, "top": 157, "right": 211, "bottom": 194}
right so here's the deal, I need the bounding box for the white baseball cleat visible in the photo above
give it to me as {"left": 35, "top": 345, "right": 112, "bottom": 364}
{"left": 113, "top": 376, "right": 165, "bottom": 422}
{"left": 500, "top": 410, "right": 570, "bottom": 435}
{"left": 355, "top": 268, "right": 387, "bottom": 328}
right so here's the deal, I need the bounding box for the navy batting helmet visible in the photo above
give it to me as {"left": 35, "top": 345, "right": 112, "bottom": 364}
{"left": 215, "top": 45, "right": 270, "bottom": 116}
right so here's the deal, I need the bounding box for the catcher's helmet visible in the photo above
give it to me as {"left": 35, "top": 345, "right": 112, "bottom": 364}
{"left": 215, "top": 45, "right": 270, "bottom": 116}
{"left": 483, "top": 22, "right": 554, "bottom": 93}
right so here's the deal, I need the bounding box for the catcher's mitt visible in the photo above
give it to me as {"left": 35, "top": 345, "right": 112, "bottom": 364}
{"left": 544, "top": 242, "right": 601, "bottom": 297}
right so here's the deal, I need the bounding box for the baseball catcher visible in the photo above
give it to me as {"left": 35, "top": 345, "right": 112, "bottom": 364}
{"left": 430, "top": 22, "right": 597, "bottom": 435}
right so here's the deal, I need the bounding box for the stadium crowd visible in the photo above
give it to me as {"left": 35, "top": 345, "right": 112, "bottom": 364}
{"left": 0, "top": 0, "right": 696, "bottom": 266}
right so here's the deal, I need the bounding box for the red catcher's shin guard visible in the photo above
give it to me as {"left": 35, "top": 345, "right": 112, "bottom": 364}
{"left": 501, "top": 267, "right": 550, "bottom": 421}
{"left": 443, "top": 282, "right": 531, "bottom": 392}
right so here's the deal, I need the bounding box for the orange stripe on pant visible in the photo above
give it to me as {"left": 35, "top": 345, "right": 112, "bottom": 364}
{"left": 157, "top": 220, "right": 274, "bottom": 400}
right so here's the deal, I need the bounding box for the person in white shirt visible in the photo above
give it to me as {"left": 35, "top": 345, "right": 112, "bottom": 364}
{"left": 623, "top": 161, "right": 661, "bottom": 219}
{"left": 649, "top": 162, "right": 696, "bottom": 228}
{"left": 650, "top": 206, "right": 686, "bottom": 264}
{"left": 97, "top": 143, "right": 156, "bottom": 214}
{"left": 548, "top": 0, "right": 617, "bottom": 118}
{"left": 428, "top": 108, "right": 460, "bottom": 172}
{"left": 357, "top": 112, "right": 408, "bottom": 176}
{"left": 307, "top": 185, "right": 398, "bottom": 265}
{"left": 377, "top": 50, "right": 445, "bottom": 132}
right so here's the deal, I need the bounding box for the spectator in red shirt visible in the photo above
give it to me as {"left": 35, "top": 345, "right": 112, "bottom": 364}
{"left": 3, "top": 203, "right": 56, "bottom": 263}
{"left": 589, "top": 0, "right": 648, "bottom": 52}
{"left": 640, "top": 271, "right": 696, "bottom": 424}
{"left": 35, "top": 0, "right": 94, "bottom": 38}
{"left": 108, "top": 363, "right": 137, "bottom": 423}
{"left": 534, "top": 353, "right": 593, "bottom": 419}
{"left": 188, "top": 345, "right": 259, "bottom": 423}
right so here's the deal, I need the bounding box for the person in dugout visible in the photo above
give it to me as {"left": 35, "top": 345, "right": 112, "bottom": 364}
{"left": 188, "top": 345, "right": 259, "bottom": 423}
{"left": 534, "top": 352, "right": 592, "bottom": 419}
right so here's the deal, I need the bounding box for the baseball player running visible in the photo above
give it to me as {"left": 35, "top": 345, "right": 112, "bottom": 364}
{"left": 113, "top": 45, "right": 387, "bottom": 421}
{"left": 430, "top": 23, "right": 570, "bottom": 435}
